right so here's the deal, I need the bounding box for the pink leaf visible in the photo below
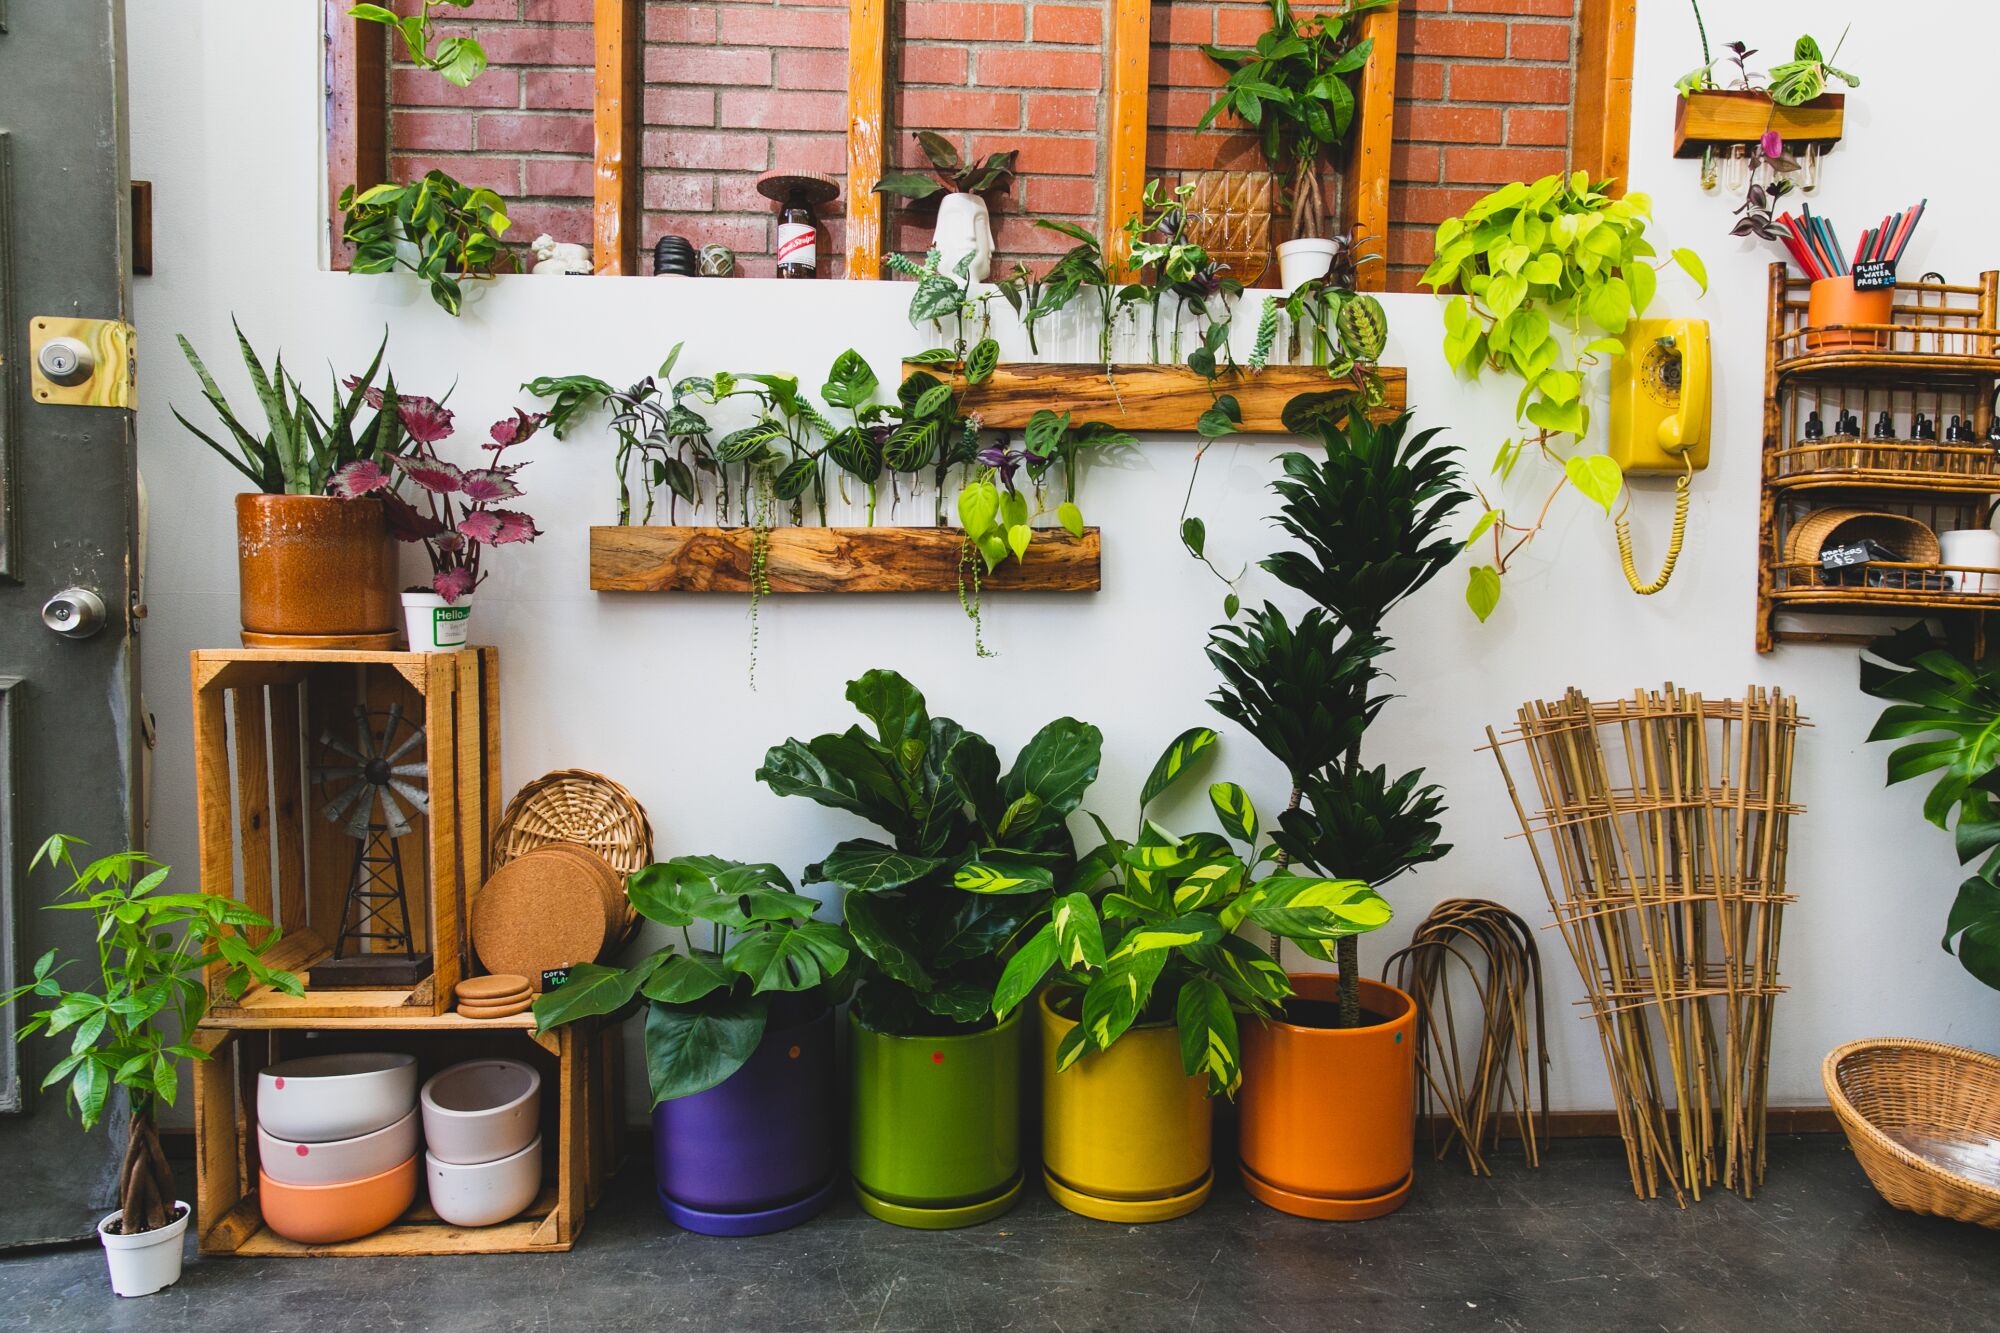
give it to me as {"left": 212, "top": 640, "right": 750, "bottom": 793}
{"left": 396, "top": 457, "right": 464, "bottom": 494}
{"left": 486, "top": 509, "right": 542, "bottom": 544}
{"left": 397, "top": 396, "right": 455, "bottom": 444}
{"left": 433, "top": 567, "right": 475, "bottom": 604}
{"left": 456, "top": 511, "right": 501, "bottom": 544}
{"left": 458, "top": 469, "right": 522, "bottom": 503}
{"left": 433, "top": 530, "right": 467, "bottom": 555}
{"left": 328, "top": 459, "right": 389, "bottom": 498}
{"left": 488, "top": 409, "right": 547, "bottom": 449}
{"left": 1760, "top": 130, "right": 1784, "bottom": 159}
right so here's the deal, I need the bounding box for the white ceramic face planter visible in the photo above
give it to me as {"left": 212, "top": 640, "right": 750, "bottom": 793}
{"left": 934, "top": 193, "right": 994, "bottom": 284}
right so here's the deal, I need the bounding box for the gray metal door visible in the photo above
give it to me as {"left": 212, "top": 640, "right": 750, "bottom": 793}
{"left": 0, "top": 0, "right": 143, "bottom": 1246}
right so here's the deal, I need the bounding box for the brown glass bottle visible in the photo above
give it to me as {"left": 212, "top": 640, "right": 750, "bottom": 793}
{"left": 775, "top": 188, "right": 819, "bottom": 279}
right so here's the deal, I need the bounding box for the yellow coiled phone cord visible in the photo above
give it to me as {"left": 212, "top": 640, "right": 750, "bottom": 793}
{"left": 1615, "top": 452, "right": 1692, "bottom": 595}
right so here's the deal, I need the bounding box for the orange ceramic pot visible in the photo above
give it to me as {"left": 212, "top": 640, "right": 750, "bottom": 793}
{"left": 1237, "top": 973, "right": 1416, "bottom": 1221}
{"left": 1805, "top": 276, "right": 1894, "bottom": 351}
{"left": 236, "top": 493, "right": 397, "bottom": 640}
{"left": 257, "top": 1153, "right": 419, "bottom": 1244}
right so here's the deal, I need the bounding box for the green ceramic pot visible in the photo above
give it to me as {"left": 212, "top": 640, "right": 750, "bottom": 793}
{"left": 849, "top": 1009, "right": 1023, "bottom": 1228}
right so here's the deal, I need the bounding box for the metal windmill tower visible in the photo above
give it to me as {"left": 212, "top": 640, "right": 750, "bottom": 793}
{"left": 308, "top": 704, "right": 432, "bottom": 984}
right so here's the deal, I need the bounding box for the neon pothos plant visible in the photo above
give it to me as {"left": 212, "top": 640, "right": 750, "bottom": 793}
{"left": 1420, "top": 173, "right": 1706, "bottom": 621}
{"left": 4, "top": 837, "right": 302, "bottom": 1235}
{"left": 531, "top": 858, "right": 850, "bottom": 1102}
{"left": 758, "top": 670, "right": 1103, "bottom": 1036}
{"left": 1860, "top": 627, "right": 2000, "bottom": 992}
{"left": 991, "top": 726, "right": 1388, "bottom": 1095}
{"left": 349, "top": 0, "right": 487, "bottom": 86}
{"left": 1209, "top": 408, "right": 1466, "bottom": 1028}
{"left": 340, "top": 169, "right": 513, "bottom": 316}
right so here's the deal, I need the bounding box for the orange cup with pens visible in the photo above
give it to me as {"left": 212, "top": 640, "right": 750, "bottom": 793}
{"left": 1806, "top": 275, "right": 1894, "bottom": 351}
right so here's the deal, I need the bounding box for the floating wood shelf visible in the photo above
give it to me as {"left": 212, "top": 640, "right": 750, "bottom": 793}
{"left": 589, "top": 525, "right": 1101, "bottom": 593}
{"left": 926, "top": 363, "right": 1407, "bottom": 434}
{"left": 1673, "top": 90, "right": 1843, "bottom": 159}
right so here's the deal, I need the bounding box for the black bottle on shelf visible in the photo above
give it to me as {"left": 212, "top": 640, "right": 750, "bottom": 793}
{"left": 1873, "top": 410, "right": 1897, "bottom": 439}
{"left": 1804, "top": 410, "right": 1824, "bottom": 439}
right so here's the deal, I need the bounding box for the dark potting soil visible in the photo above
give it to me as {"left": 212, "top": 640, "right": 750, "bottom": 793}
{"left": 1280, "top": 996, "right": 1394, "bottom": 1029}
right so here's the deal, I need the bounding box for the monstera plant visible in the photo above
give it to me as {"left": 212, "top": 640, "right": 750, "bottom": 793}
{"left": 758, "top": 669, "right": 1103, "bottom": 1035}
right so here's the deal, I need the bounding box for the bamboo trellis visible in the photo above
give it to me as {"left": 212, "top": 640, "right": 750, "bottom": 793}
{"left": 1486, "top": 685, "right": 1804, "bottom": 1205}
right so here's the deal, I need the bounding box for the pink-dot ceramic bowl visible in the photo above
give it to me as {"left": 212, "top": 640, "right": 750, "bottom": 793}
{"left": 257, "top": 1051, "right": 417, "bottom": 1143}
{"left": 257, "top": 1105, "right": 420, "bottom": 1187}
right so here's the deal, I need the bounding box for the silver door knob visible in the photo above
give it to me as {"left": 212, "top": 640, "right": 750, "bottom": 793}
{"left": 41, "top": 587, "right": 106, "bottom": 638}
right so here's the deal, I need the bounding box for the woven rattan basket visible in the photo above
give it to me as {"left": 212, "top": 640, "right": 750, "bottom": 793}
{"left": 492, "top": 769, "right": 653, "bottom": 941}
{"left": 1784, "top": 507, "right": 1942, "bottom": 566}
{"left": 1824, "top": 1038, "right": 2000, "bottom": 1227}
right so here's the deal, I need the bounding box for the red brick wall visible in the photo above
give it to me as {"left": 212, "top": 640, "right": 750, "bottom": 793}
{"left": 887, "top": 1, "right": 1105, "bottom": 270}
{"left": 640, "top": 0, "right": 852, "bottom": 277}
{"left": 383, "top": 0, "right": 598, "bottom": 253}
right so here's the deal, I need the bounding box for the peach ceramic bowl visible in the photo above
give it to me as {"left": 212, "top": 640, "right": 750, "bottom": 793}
{"left": 257, "top": 1154, "right": 419, "bottom": 1245}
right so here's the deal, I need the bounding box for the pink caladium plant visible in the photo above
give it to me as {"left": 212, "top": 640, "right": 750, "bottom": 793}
{"left": 332, "top": 401, "right": 545, "bottom": 603}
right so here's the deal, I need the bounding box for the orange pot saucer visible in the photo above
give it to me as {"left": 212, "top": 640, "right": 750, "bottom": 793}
{"left": 1240, "top": 1163, "right": 1412, "bottom": 1221}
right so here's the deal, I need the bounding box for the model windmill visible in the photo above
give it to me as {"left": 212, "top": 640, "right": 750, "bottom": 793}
{"left": 307, "top": 704, "right": 432, "bottom": 988}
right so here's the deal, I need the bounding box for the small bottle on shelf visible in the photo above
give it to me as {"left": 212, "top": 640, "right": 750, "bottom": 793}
{"left": 1915, "top": 412, "right": 1938, "bottom": 442}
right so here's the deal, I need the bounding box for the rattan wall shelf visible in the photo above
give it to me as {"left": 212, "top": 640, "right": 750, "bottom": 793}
{"left": 1757, "top": 265, "right": 2000, "bottom": 652}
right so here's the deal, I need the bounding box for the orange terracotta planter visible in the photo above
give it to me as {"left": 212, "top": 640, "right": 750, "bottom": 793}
{"left": 1805, "top": 276, "right": 1895, "bottom": 352}
{"left": 236, "top": 494, "right": 398, "bottom": 643}
{"left": 1237, "top": 973, "right": 1416, "bottom": 1220}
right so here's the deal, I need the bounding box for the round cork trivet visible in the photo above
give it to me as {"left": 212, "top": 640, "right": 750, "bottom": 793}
{"left": 455, "top": 974, "right": 531, "bottom": 1004}
{"left": 456, "top": 996, "right": 535, "bottom": 1020}
{"left": 530, "top": 843, "right": 631, "bottom": 947}
{"left": 470, "top": 849, "right": 612, "bottom": 990}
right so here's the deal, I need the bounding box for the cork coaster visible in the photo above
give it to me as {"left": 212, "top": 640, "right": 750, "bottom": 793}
{"left": 470, "top": 848, "right": 612, "bottom": 989}
{"left": 532, "top": 842, "right": 633, "bottom": 947}
{"left": 456, "top": 996, "right": 534, "bottom": 1020}
{"left": 455, "top": 974, "right": 531, "bottom": 1004}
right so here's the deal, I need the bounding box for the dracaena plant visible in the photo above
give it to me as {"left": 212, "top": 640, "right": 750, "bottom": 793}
{"left": 1420, "top": 173, "right": 1706, "bottom": 622}
{"left": 757, "top": 670, "right": 1104, "bottom": 1036}
{"left": 349, "top": 0, "right": 487, "bottom": 86}
{"left": 332, "top": 393, "right": 544, "bottom": 602}
{"left": 530, "top": 858, "right": 851, "bottom": 1103}
{"left": 174, "top": 321, "right": 406, "bottom": 496}
{"left": 1199, "top": 0, "right": 1393, "bottom": 242}
{"left": 874, "top": 131, "right": 1018, "bottom": 205}
{"left": 989, "top": 726, "right": 1388, "bottom": 1096}
{"left": 4, "top": 837, "right": 302, "bottom": 1235}
{"left": 1208, "top": 408, "right": 1468, "bottom": 1028}
{"left": 1860, "top": 627, "right": 2000, "bottom": 992}
{"left": 340, "top": 169, "right": 514, "bottom": 316}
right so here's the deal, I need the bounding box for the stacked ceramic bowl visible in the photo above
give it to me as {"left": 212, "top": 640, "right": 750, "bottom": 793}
{"left": 422, "top": 1059, "right": 544, "bottom": 1227}
{"left": 256, "top": 1053, "right": 421, "bottom": 1244}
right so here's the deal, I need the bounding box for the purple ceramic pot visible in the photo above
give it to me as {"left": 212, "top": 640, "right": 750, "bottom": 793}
{"left": 652, "top": 997, "right": 839, "bottom": 1236}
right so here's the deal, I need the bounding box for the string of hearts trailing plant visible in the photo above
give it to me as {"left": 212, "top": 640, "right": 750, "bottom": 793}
{"left": 1420, "top": 172, "right": 1706, "bottom": 621}
{"left": 348, "top": 0, "right": 487, "bottom": 86}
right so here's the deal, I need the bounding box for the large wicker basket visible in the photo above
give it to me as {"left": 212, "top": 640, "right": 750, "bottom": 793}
{"left": 1784, "top": 508, "right": 1941, "bottom": 566}
{"left": 1823, "top": 1038, "right": 2000, "bottom": 1227}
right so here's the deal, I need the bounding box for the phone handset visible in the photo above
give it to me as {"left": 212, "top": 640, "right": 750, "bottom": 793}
{"left": 1609, "top": 320, "right": 1711, "bottom": 595}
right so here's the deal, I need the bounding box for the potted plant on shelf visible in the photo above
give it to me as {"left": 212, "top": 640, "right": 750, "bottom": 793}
{"left": 339, "top": 168, "right": 514, "bottom": 316}
{"left": 331, "top": 397, "right": 544, "bottom": 651}
{"left": 173, "top": 322, "right": 408, "bottom": 648}
{"left": 1214, "top": 407, "right": 1468, "bottom": 1220}
{"left": 874, "top": 132, "right": 1018, "bottom": 283}
{"left": 3, "top": 836, "right": 301, "bottom": 1296}
{"left": 1200, "top": 0, "right": 1392, "bottom": 291}
{"left": 1674, "top": 10, "right": 1858, "bottom": 179}
{"left": 531, "top": 857, "right": 851, "bottom": 1236}
{"left": 758, "top": 669, "right": 1104, "bottom": 1229}
{"left": 987, "top": 725, "right": 1388, "bottom": 1222}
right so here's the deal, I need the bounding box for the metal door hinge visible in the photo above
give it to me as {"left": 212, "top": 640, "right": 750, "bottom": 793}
{"left": 29, "top": 316, "right": 134, "bottom": 409}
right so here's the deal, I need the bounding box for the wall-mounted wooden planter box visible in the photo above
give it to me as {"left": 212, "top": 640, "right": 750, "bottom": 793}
{"left": 1672, "top": 90, "right": 1844, "bottom": 158}
{"left": 589, "top": 526, "right": 1101, "bottom": 593}
{"left": 928, "top": 363, "right": 1407, "bottom": 434}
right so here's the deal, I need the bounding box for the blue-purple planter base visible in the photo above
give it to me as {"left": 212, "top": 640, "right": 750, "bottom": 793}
{"left": 657, "top": 1172, "right": 842, "bottom": 1237}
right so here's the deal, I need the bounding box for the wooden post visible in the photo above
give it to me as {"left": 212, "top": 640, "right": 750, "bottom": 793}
{"left": 592, "top": 0, "right": 641, "bottom": 274}
{"left": 845, "top": 0, "right": 887, "bottom": 278}
{"left": 324, "top": 0, "right": 387, "bottom": 271}
{"left": 1101, "top": 0, "right": 1151, "bottom": 277}
{"left": 1571, "top": 0, "right": 1636, "bottom": 193}
{"left": 1337, "top": 4, "right": 1398, "bottom": 293}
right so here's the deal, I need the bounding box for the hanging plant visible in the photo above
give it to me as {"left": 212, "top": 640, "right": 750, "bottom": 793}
{"left": 349, "top": 0, "right": 488, "bottom": 87}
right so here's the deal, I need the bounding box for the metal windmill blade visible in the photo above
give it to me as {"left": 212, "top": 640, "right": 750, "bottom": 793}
{"left": 310, "top": 705, "right": 428, "bottom": 839}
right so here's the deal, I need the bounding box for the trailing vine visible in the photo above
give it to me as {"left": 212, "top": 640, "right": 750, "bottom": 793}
{"left": 746, "top": 464, "right": 775, "bottom": 689}
{"left": 956, "top": 539, "right": 995, "bottom": 658}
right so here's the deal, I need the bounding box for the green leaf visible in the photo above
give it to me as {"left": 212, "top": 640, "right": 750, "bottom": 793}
{"left": 993, "top": 923, "right": 1057, "bottom": 1019}
{"left": 530, "top": 961, "right": 646, "bottom": 1032}
{"left": 1245, "top": 874, "right": 1392, "bottom": 940}
{"left": 1208, "top": 782, "right": 1258, "bottom": 844}
{"left": 1141, "top": 727, "right": 1219, "bottom": 808}
{"left": 821, "top": 839, "right": 944, "bottom": 894}
{"left": 842, "top": 893, "right": 931, "bottom": 989}
{"left": 640, "top": 952, "right": 734, "bottom": 1005}
{"left": 822, "top": 349, "right": 880, "bottom": 409}
{"left": 1467, "top": 565, "right": 1501, "bottom": 622}
{"left": 723, "top": 920, "right": 850, "bottom": 993}
{"left": 964, "top": 338, "right": 1000, "bottom": 386}
{"left": 1181, "top": 516, "right": 1206, "bottom": 558}
{"left": 1672, "top": 247, "right": 1707, "bottom": 295}
{"left": 955, "top": 861, "right": 1055, "bottom": 895}
{"left": 1078, "top": 949, "right": 1168, "bottom": 1056}
{"left": 643, "top": 993, "right": 766, "bottom": 1103}
{"left": 1001, "top": 717, "right": 1104, "bottom": 816}
{"left": 1175, "top": 975, "right": 1240, "bottom": 1096}
{"left": 1050, "top": 891, "right": 1106, "bottom": 970}
{"left": 1056, "top": 501, "right": 1084, "bottom": 538}
{"left": 1564, "top": 453, "right": 1624, "bottom": 514}
{"left": 1945, "top": 873, "right": 2000, "bottom": 990}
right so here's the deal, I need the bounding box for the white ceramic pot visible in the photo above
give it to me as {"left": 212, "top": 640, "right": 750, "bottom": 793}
{"left": 933, "top": 192, "right": 993, "bottom": 284}
{"left": 97, "top": 1201, "right": 189, "bottom": 1298}
{"left": 1276, "top": 237, "right": 1338, "bottom": 292}
{"left": 402, "top": 590, "right": 473, "bottom": 652}
{"left": 1943, "top": 528, "right": 2000, "bottom": 593}
{"left": 421, "top": 1058, "right": 541, "bottom": 1165}
{"left": 258, "top": 1104, "right": 421, "bottom": 1186}
{"left": 426, "top": 1134, "right": 543, "bottom": 1227}
{"left": 258, "top": 1051, "right": 418, "bottom": 1144}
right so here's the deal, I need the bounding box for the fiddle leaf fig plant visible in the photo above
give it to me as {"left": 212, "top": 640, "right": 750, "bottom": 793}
{"left": 1420, "top": 172, "right": 1706, "bottom": 621}
{"left": 532, "top": 857, "right": 851, "bottom": 1103}
{"left": 340, "top": 169, "right": 514, "bottom": 316}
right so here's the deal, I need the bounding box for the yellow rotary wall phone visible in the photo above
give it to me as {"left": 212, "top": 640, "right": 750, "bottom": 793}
{"left": 1607, "top": 319, "right": 1710, "bottom": 593}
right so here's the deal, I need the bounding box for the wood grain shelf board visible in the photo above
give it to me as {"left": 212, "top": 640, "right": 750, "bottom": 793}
{"left": 1765, "top": 472, "right": 2000, "bottom": 497}
{"left": 1673, "top": 90, "right": 1843, "bottom": 158}
{"left": 590, "top": 526, "right": 1101, "bottom": 593}
{"left": 930, "top": 363, "right": 1407, "bottom": 434}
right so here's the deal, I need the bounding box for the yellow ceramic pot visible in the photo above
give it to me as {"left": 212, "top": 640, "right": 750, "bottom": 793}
{"left": 1038, "top": 989, "right": 1212, "bottom": 1222}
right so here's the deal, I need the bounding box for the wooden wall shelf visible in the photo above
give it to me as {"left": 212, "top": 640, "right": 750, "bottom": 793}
{"left": 928, "top": 363, "right": 1407, "bottom": 434}
{"left": 590, "top": 526, "right": 1101, "bottom": 593}
{"left": 1673, "top": 90, "right": 1843, "bottom": 159}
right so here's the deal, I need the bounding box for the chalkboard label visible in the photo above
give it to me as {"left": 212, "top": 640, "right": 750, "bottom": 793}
{"left": 1853, "top": 260, "right": 1897, "bottom": 292}
{"left": 541, "top": 967, "right": 571, "bottom": 991}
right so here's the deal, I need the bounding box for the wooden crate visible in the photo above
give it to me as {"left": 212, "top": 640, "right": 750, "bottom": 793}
{"left": 191, "top": 648, "right": 500, "bottom": 1018}
{"left": 193, "top": 1013, "right": 623, "bottom": 1256}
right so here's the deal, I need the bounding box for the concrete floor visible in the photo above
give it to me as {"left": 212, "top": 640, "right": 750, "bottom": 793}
{"left": 1, "top": 1136, "right": 1994, "bottom": 1332}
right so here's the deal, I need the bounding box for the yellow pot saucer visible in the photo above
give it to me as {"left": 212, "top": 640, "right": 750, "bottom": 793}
{"left": 1240, "top": 1165, "right": 1412, "bottom": 1221}
{"left": 1043, "top": 1167, "right": 1212, "bottom": 1223}
{"left": 853, "top": 1173, "right": 1023, "bottom": 1230}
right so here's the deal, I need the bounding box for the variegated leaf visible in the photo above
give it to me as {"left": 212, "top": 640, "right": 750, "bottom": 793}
{"left": 1208, "top": 782, "right": 1258, "bottom": 844}
{"left": 1140, "top": 727, "right": 1219, "bottom": 808}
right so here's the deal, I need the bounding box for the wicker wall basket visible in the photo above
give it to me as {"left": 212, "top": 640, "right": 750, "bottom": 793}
{"left": 492, "top": 769, "right": 654, "bottom": 943}
{"left": 1784, "top": 507, "right": 1942, "bottom": 566}
{"left": 1824, "top": 1039, "right": 2000, "bottom": 1228}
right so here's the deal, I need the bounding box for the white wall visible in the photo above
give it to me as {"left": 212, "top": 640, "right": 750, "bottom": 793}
{"left": 125, "top": 0, "right": 2000, "bottom": 1120}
